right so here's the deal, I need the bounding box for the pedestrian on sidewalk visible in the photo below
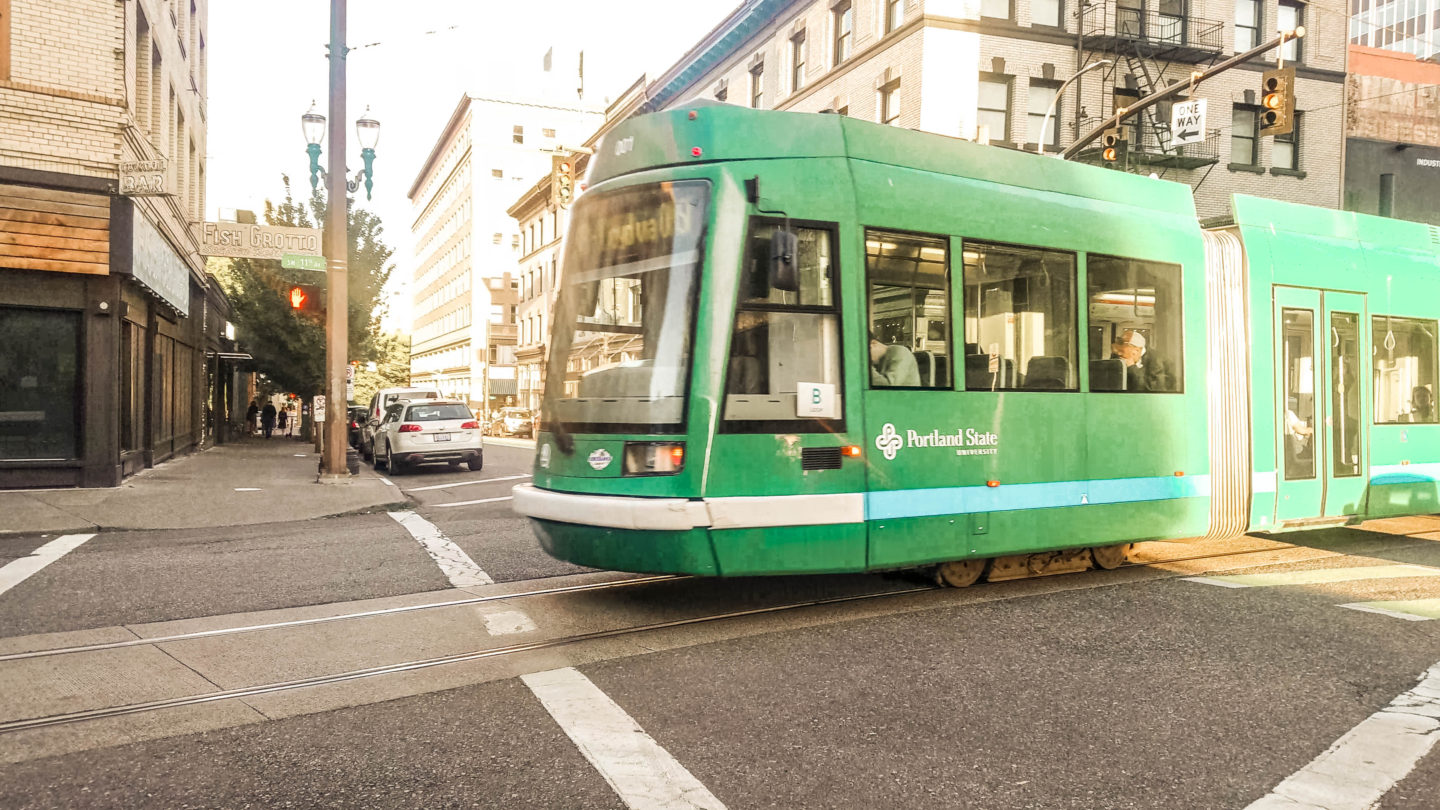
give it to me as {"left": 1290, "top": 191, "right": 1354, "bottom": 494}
{"left": 278, "top": 406, "right": 290, "bottom": 438}
{"left": 245, "top": 401, "right": 259, "bottom": 436}
{"left": 261, "top": 401, "right": 277, "bottom": 439}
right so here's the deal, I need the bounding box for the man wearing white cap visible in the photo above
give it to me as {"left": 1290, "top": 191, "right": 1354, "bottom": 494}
{"left": 1112, "top": 329, "right": 1173, "bottom": 392}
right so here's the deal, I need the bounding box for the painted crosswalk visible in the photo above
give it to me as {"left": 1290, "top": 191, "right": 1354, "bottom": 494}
{"left": 1185, "top": 564, "right": 1440, "bottom": 622}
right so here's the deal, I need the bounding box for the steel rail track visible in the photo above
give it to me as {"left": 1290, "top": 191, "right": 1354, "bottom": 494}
{"left": 0, "top": 574, "right": 684, "bottom": 664}
{"left": 0, "top": 583, "right": 935, "bottom": 735}
{"left": 3, "top": 534, "right": 1424, "bottom": 735}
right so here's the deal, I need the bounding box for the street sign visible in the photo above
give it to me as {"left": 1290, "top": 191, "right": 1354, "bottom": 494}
{"left": 314, "top": 395, "right": 326, "bottom": 421}
{"left": 346, "top": 364, "right": 355, "bottom": 402}
{"left": 1170, "top": 99, "right": 1207, "bottom": 147}
{"left": 119, "top": 159, "right": 172, "bottom": 196}
{"left": 282, "top": 253, "right": 327, "bottom": 271}
{"left": 193, "top": 222, "right": 323, "bottom": 260}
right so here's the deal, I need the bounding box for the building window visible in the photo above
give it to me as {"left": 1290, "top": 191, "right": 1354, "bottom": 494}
{"left": 1272, "top": 112, "right": 1300, "bottom": 170}
{"left": 543, "top": 128, "right": 556, "bottom": 138}
{"left": 1027, "top": 81, "right": 1061, "bottom": 149}
{"left": 1234, "top": 0, "right": 1261, "bottom": 51}
{"left": 885, "top": 0, "right": 906, "bottom": 33}
{"left": 1373, "top": 316, "right": 1438, "bottom": 423}
{"left": 513, "top": 125, "right": 524, "bottom": 144}
{"left": 879, "top": 78, "right": 902, "bottom": 125}
{"left": 1278, "top": 0, "right": 1303, "bottom": 61}
{"left": 1033, "top": 0, "right": 1062, "bottom": 27}
{"left": 492, "top": 169, "right": 503, "bottom": 179}
{"left": 977, "top": 76, "right": 1011, "bottom": 142}
{"left": 750, "top": 63, "right": 764, "bottom": 108}
{"left": 715, "top": 79, "right": 729, "bottom": 102}
{"left": 493, "top": 232, "right": 503, "bottom": 245}
{"left": 833, "top": 1, "right": 854, "bottom": 64}
{"left": 982, "top": 0, "right": 1012, "bottom": 20}
{"left": 791, "top": 31, "right": 807, "bottom": 92}
{"left": 1230, "top": 105, "right": 1257, "bottom": 164}
{"left": 0, "top": 308, "right": 81, "bottom": 459}
{"left": 868, "top": 231, "right": 950, "bottom": 389}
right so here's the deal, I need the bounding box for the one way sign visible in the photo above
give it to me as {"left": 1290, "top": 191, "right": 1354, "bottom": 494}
{"left": 1170, "top": 99, "right": 1207, "bottom": 147}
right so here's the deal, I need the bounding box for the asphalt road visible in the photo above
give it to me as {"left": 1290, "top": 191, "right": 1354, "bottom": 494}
{"left": 3, "top": 456, "right": 1440, "bottom": 808}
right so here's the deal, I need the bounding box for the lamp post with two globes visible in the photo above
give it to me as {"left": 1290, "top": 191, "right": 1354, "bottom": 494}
{"left": 299, "top": 0, "right": 381, "bottom": 480}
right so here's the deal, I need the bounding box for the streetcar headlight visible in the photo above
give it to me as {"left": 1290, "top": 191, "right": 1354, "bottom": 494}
{"left": 622, "top": 442, "right": 685, "bottom": 476}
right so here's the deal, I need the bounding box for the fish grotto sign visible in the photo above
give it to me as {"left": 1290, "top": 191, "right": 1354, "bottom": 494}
{"left": 193, "top": 222, "right": 323, "bottom": 260}
{"left": 873, "top": 423, "right": 998, "bottom": 461}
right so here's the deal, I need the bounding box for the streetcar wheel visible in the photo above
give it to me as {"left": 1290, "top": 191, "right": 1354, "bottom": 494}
{"left": 935, "top": 558, "right": 986, "bottom": 588}
{"left": 1091, "top": 544, "right": 1130, "bottom": 570}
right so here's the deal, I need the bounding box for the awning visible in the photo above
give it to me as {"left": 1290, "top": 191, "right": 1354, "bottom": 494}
{"left": 207, "top": 351, "right": 253, "bottom": 361}
{"left": 489, "top": 379, "right": 518, "bottom": 396}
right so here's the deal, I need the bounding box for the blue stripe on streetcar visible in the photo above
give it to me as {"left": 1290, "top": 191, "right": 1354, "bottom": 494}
{"left": 865, "top": 474, "right": 1212, "bottom": 521}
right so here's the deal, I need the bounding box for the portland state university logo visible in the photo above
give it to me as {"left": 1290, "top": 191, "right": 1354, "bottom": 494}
{"left": 875, "top": 424, "right": 904, "bottom": 460}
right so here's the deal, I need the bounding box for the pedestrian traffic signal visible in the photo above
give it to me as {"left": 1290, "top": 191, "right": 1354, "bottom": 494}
{"left": 1259, "top": 66, "right": 1295, "bottom": 137}
{"left": 1101, "top": 128, "right": 1128, "bottom": 166}
{"left": 287, "top": 284, "right": 324, "bottom": 318}
{"left": 551, "top": 154, "right": 575, "bottom": 208}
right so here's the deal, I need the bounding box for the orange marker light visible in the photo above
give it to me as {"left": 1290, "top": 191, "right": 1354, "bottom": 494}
{"left": 1174, "top": 471, "right": 1185, "bottom": 477}
{"left": 843, "top": 445, "right": 862, "bottom": 457}
{"left": 688, "top": 110, "right": 699, "bottom": 120}
{"left": 986, "top": 480, "right": 1000, "bottom": 488}
{"left": 691, "top": 146, "right": 703, "bottom": 157}
{"left": 670, "top": 446, "right": 685, "bottom": 465}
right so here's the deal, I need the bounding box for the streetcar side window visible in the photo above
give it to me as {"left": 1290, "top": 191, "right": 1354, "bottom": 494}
{"left": 722, "top": 222, "right": 844, "bottom": 430}
{"left": 961, "top": 241, "right": 1077, "bottom": 391}
{"left": 865, "top": 230, "right": 950, "bottom": 389}
{"left": 1372, "top": 316, "right": 1437, "bottom": 424}
{"left": 1086, "top": 256, "right": 1182, "bottom": 393}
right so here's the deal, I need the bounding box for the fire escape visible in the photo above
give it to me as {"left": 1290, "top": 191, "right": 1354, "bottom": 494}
{"left": 1074, "top": 0, "right": 1226, "bottom": 173}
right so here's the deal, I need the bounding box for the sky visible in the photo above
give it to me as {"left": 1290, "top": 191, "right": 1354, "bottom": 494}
{"left": 206, "top": 0, "right": 740, "bottom": 330}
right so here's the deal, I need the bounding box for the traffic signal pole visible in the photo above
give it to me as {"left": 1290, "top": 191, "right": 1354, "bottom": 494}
{"left": 1060, "top": 28, "right": 1304, "bottom": 160}
{"left": 321, "top": 0, "right": 350, "bottom": 481}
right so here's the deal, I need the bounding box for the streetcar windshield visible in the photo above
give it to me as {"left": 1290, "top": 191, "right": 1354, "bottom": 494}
{"left": 544, "top": 180, "right": 709, "bottom": 434}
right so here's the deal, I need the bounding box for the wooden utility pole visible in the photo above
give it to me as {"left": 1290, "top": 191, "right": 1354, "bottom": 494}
{"left": 320, "top": 0, "right": 350, "bottom": 479}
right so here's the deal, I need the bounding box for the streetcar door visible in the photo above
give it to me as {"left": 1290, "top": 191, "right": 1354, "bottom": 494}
{"left": 1273, "top": 288, "right": 1323, "bottom": 522}
{"left": 1321, "top": 293, "right": 1368, "bottom": 517}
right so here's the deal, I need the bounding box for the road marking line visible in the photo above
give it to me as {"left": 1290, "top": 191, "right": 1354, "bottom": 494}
{"left": 432, "top": 496, "right": 514, "bottom": 509}
{"left": 406, "top": 474, "right": 531, "bottom": 493}
{"left": 0, "top": 534, "right": 96, "bottom": 597}
{"left": 522, "top": 667, "right": 727, "bottom": 810}
{"left": 378, "top": 477, "right": 395, "bottom": 487}
{"left": 234, "top": 487, "right": 263, "bottom": 492}
{"left": 1340, "top": 599, "right": 1440, "bottom": 621}
{"left": 480, "top": 609, "right": 537, "bottom": 635}
{"left": 1246, "top": 661, "right": 1440, "bottom": 809}
{"left": 387, "top": 511, "right": 493, "bottom": 587}
{"left": 1184, "top": 564, "right": 1440, "bottom": 589}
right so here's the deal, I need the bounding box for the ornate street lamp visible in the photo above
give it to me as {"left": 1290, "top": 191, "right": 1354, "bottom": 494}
{"left": 300, "top": 103, "right": 381, "bottom": 200}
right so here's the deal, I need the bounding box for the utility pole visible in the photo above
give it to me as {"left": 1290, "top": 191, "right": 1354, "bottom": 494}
{"left": 321, "top": 0, "right": 350, "bottom": 480}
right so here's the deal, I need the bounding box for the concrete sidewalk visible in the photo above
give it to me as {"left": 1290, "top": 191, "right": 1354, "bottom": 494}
{"left": 0, "top": 437, "right": 408, "bottom": 535}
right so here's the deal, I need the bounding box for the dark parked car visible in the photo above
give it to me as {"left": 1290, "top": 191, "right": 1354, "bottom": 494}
{"left": 488, "top": 407, "right": 534, "bottom": 438}
{"left": 347, "top": 405, "right": 367, "bottom": 447}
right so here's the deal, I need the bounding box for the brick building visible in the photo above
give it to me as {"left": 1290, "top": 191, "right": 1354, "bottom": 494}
{"left": 0, "top": 0, "right": 224, "bottom": 488}
{"left": 632, "top": 0, "right": 1347, "bottom": 223}
{"left": 1343, "top": 45, "right": 1440, "bottom": 223}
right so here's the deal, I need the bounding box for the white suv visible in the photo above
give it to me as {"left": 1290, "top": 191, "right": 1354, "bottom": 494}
{"left": 361, "top": 386, "right": 440, "bottom": 459}
{"left": 372, "top": 399, "right": 484, "bottom": 474}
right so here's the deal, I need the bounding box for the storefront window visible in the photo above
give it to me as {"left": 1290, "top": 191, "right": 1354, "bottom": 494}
{"left": 0, "top": 307, "right": 81, "bottom": 460}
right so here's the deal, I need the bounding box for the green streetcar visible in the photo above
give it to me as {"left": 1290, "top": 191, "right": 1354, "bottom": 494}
{"left": 511, "top": 102, "right": 1440, "bottom": 586}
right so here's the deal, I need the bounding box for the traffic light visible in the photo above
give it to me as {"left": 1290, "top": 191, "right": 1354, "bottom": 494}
{"left": 287, "top": 284, "right": 324, "bottom": 318}
{"left": 1101, "top": 128, "right": 1128, "bottom": 166}
{"left": 551, "top": 154, "right": 575, "bottom": 208}
{"left": 1260, "top": 66, "right": 1295, "bottom": 137}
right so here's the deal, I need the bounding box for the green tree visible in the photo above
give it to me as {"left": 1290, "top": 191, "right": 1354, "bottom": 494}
{"left": 352, "top": 331, "right": 413, "bottom": 407}
{"left": 214, "top": 177, "right": 395, "bottom": 400}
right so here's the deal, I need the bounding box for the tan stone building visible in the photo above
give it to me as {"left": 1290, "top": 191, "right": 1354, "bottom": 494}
{"left": 1, "top": 0, "right": 222, "bottom": 488}
{"left": 633, "top": 0, "right": 1347, "bottom": 222}
{"left": 406, "top": 71, "right": 603, "bottom": 418}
